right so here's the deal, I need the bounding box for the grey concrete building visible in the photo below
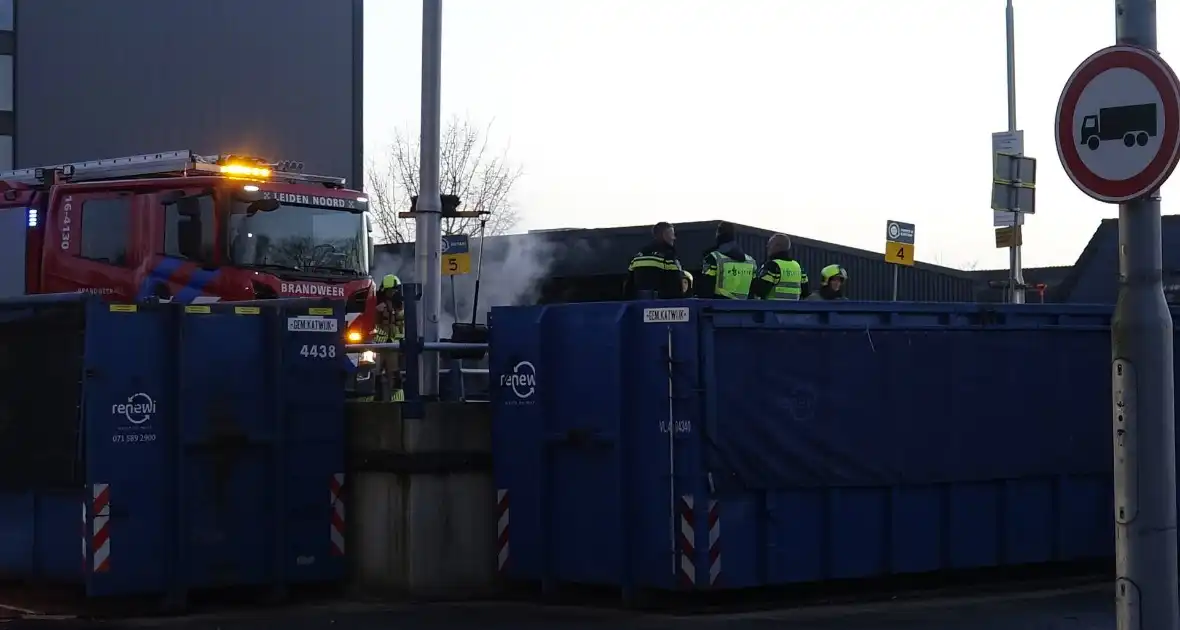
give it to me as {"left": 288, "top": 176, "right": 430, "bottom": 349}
{"left": 0, "top": 0, "right": 12, "bottom": 171}
{"left": 7, "top": 0, "right": 362, "bottom": 186}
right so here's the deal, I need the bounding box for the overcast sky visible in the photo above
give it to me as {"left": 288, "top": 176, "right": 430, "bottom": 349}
{"left": 362, "top": 0, "right": 1179, "bottom": 270}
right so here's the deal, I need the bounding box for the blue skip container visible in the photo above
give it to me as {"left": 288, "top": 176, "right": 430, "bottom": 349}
{"left": 0, "top": 296, "right": 347, "bottom": 602}
{"left": 490, "top": 300, "right": 1118, "bottom": 600}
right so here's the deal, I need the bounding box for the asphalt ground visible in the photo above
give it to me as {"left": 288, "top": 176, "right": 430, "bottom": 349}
{"left": 0, "top": 581, "right": 1115, "bottom": 630}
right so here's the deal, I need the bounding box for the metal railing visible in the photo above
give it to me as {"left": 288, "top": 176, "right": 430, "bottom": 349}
{"left": 345, "top": 341, "right": 488, "bottom": 353}
{"left": 348, "top": 283, "right": 489, "bottom": 402}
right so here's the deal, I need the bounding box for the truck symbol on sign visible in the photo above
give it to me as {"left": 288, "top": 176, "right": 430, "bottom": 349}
{"left": 1079, "top": 103, "right": 1157, "bottom": 150}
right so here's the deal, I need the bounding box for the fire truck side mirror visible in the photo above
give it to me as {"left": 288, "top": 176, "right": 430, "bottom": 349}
{"left": 246, "top": 199, "right": 281, "bottom": 215}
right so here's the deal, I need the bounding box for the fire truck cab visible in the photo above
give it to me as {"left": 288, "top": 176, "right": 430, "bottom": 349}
{"left": 0, "top": 149, "right": 379, "bottom": 396}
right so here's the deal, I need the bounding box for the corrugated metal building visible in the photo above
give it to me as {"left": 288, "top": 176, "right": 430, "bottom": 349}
{"left": 376, "top": 220, "right": 977, "bottom": 304}
{"left": 966, "top": 215, "right": 1180, "bottom": 305}
{"left": 1058, "top": 215, "right": 1180, "bottom": 304}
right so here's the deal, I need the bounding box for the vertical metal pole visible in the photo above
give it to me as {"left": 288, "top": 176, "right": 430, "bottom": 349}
{"left": 666, "top": 327, "right": 677, "bottom": 579}
{"left": 1113, "top": 1, "right": 1178, "bottom": 628}
{"left": 1005, "top": 0, "right": 1026, "bottom": 304}
{"left": 415, "top": 0, "right": 444, "bottom": 397}
{"left": 402, "top": 284, "right": 422, "bottom": 402}
{"left": 891, "top": 266, "right": 899, "bottom": 301}
{"left": 449, "top": 274, "right": 458, "bottom": 320}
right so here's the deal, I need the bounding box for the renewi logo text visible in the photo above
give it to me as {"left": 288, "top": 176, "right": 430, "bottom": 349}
{"left": 112, "top": 393, "right": 156, "bottom": 425}
{"left": 500, "top": 361, "right": 536, "bottom": 401}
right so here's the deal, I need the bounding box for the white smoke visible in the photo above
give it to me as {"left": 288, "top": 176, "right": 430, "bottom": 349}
{"left": 372, "top": 233, "right": 560, "bottom": 336}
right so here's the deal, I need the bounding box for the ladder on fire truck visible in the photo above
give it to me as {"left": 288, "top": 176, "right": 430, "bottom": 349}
{"left": 0, "top": 150, "right": 347, "bottom": 188}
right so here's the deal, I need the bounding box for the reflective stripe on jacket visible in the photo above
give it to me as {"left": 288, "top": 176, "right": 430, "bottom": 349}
{"left": 373, "top": 310, "right": 405, "bottom": 342}
{"left": 628, "top": 254, "right": 680, "bottom": 272}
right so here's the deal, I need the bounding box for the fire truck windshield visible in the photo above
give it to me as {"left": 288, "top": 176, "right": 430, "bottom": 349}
{"left": 227, "top": 201, "right": 367, "bottom": 276}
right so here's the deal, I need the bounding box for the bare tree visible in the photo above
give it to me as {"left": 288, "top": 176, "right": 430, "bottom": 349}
{"left": 257, "top": 236, "right": 363, "bottom": 270}
{"left": 367, "top": 117, "right": 522, "bottom": 243}
{"left": 271, "top": 236, "right": 317, "bottom": 268}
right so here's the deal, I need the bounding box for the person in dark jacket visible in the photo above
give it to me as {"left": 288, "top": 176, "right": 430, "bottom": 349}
{"left": 807, "top": 264, "right": 848, "bottom": 300}
{"left": 623, "top": 221, "right": 684, "bottom": 299}
{"left": 748, "top": 233, "right": 811, "bottom": 300}
{"left": 696, "top": 221, "right": 756, "bottom": 299}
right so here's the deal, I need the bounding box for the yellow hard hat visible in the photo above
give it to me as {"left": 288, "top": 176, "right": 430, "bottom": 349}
{"left": 821, "top": 265, "right": 847, "bottom": 284}
{"left": 380, "top": 274, "right": 401, "bottom": 290}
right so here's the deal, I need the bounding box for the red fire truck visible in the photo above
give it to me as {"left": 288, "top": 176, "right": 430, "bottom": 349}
{"left": 0, "top": 149, "right": 379, "bottom": 395}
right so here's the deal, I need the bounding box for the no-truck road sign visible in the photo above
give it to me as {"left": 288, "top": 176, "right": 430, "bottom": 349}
{"left": 1055, "top": 45, "right": 1180, "bottom": 203}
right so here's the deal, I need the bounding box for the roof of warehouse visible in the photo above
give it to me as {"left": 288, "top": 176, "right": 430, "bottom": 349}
{"left": 993, "top": 215, "right": 1180, "bottom": 302}
{"left": 376, "top": 220, "right": 975, "bottom": 279}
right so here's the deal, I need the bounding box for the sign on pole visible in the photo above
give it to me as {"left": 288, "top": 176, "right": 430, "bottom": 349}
{"left": 441, "top": 234, "right": 471, "bottom": 275}
{"left": 991, "top": 152, "right": 1037, "bottom": 215}
{"left": 991, "top": 131, "right": 1025, "bottom": 227}
{"left": 884, "top": 220, "right": 915, "bottom": 267}
{"left": 1055, "top": 45, "right": 1180, "bottom": 203}
{"left": 994, "top": 225, "right": 1022, "bottom": 249}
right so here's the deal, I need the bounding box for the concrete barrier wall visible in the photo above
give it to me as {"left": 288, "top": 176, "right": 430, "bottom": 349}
{"left": 347, "top": 402, "right": 494, "bottom": 598}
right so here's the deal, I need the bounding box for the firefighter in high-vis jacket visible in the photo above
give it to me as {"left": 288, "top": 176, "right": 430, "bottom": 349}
{"left": 807, "top": 265, "right": 849, "bottom": 301}
{"left": 374, "top": 274, "right": 407, "bottom": 401}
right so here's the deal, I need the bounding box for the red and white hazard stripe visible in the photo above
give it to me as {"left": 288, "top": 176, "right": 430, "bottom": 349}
{"left": 677, "top": 495, "right": 695, "bottom": 587}
{"left": 707, "top": 499, "right": 721, "bottom": 586}
{"left": 677, "top": 496, "right": 721, "bottom": 588}
{"left": 91, "top": 484, "right": 110, "bottom": 573}
{"left": 496, "top": 489, "right": 510, "bottom": 573}
{"left": 330, "top": 473, "right": 346, "bottom": 556}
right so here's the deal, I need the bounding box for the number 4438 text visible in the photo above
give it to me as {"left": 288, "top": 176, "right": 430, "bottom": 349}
{"left": 300, "top": 344, "right": 337, "bottom": 358}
